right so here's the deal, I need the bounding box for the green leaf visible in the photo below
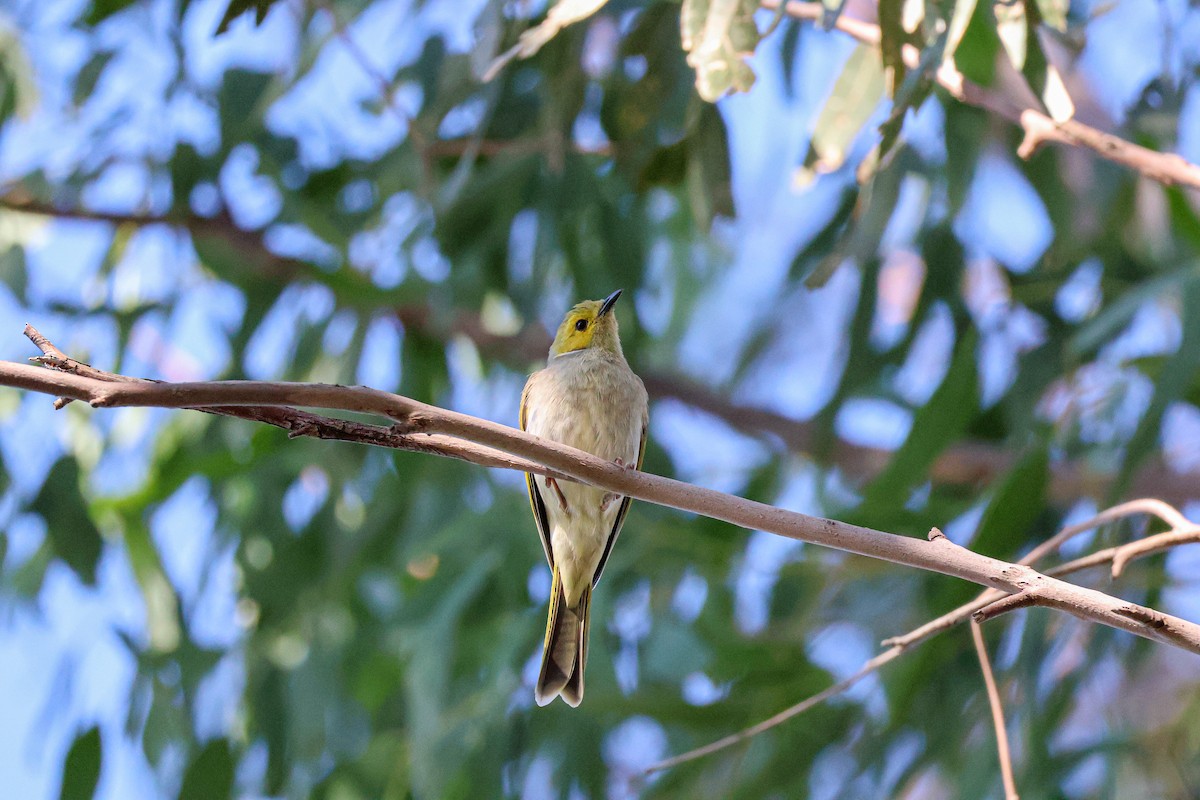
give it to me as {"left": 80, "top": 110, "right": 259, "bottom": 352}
{"left": 1016, "top": 0, "right": 1074, "bottom": 121}
{"left": 971, "top": 444, "right": 1049, "bottom": 557}
{"left": 58, "top": 726, "right": 102, "bottom": 800}
{"left": 0, "top": 29, "right": 37, "bottom": 123}
{"left": 878, "top": 0, "right": 906, "bottom": 95}
{"left": 217, "top": 69, "right": 273, "bottom": 146}
{"left": 863, "top": 331, "right": 980, "bottom": 508}
{"left": 687, "top": 102, "right": 736, "bottom": 223}
{"left": 1116, "top": 281, "right": 1200, "bottom": 496}
{"left": 32, "top": 459, "right": 104, "bottom": 586}
{"left": 1035, "top": 0, "right": 1069, "bottom": 30}
{"left": 680, "top": 0, "right": 761, "bottom": 101}
{"left": 944, "top": 0, "right": 979, "bottom": 63}
{"left": 797, "top": 45, "right": 885, "bottom": 186}
{"left": 215, "top": 0, "right": 275, "bottom": 35}
{"left": 0, "top": 245, "right": 27, "bottom": 302}
{"left": 84, "top": 0, "right": 139, "bottom": 26}
{"left": 123, "top": 522, "right": 181, "bottom": 653}
{"left": 178, "top": 739, "right": 235, "bottom": 800}
{"left": 953, "top": 0, "right": 1000, "bottom": 86}
{"left": 72, "top": 50, "right": 114, "bottom": 107}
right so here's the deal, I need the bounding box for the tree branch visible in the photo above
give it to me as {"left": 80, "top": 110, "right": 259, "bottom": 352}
{"left": 971, "top": 620, "right": 1020, "bottom": 800}
{"left": 646, "top": 500, "right": 1195, "bottom": 772}
{"left": 18, "top": 326, "right": 572, "bottom": 482}
{"left": 3, "top": 343, "right": 1200, "bottom": 658}
{"left": 5, "top": 194, "right": 1200, "bottom": 506}
{"left": 762, "top": 0, "right": 1200, "bottom": 190}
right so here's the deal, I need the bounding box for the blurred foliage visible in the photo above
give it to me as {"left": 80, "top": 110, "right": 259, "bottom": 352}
{"left": 1, "top": 0, "right": 1199, "bottom": 798}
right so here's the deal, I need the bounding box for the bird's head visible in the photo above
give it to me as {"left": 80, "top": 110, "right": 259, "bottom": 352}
{"left": 549, "top": 289, "right": 625, "bottom": 358}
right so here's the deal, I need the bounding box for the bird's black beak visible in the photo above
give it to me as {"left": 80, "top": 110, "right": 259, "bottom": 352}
{"left": 599, "top": 289, "right": 622, "bottom": 317}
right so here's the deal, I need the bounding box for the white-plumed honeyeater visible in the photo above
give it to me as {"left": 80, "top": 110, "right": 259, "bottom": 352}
{"left": 520, "top": 289, "right": 648, "bottom": 707}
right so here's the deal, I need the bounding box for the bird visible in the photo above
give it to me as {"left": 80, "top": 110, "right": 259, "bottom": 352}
{"left": 519, "top": 289, "right": 648, "bottom": 707}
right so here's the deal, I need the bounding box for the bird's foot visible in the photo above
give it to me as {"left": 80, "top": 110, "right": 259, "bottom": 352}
{"left": 613, "top": 457, "right": 629, "bottom": 469}
{"left": 546, "top": 476, "right": 571, "bottom": 515}
{"left": 600, "top": 492, "right": 623, "bottom": 513}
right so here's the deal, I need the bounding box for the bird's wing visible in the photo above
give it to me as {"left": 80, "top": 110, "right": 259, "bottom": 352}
{"left": 590, "top": 417, "right": 647, "bottom": 588}
{"left": 520, "top": 375, "right": 554, "bottom": 567}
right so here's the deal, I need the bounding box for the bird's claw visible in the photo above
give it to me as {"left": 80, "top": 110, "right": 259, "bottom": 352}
{"left": 600, "top": 492, "right": 622, "bottom": 513}
{"left": 546, "top": 476, "right": 571, "bottom": 515}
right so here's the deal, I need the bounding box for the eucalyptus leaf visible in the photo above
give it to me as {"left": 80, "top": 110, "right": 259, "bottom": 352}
{"left": 680, "top": 0, "right": 761, "bottom": 101}
{"left": 32, "top": 459, "right": 104, "bottom": 586}
{"left": 58, "top": 726, "right": 102, "bottom": 800}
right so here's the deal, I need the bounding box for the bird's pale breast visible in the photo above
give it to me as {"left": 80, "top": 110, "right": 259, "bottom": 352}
{"left": 524, "top": 350, "right": 647, "bottom": 604}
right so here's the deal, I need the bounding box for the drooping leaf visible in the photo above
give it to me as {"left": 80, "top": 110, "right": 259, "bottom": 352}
{"left": 215, "top": 0, "right": 276, "bottom": 34}
{"left": 0, "top": 245, "right": 27, "bottom": 302}
{"left": 971, "top": 443, "right": 1050, "bottom": 557}
{"left": 83, "top": 0, "right": 139, "bottom": 26}
{"left": 32, "top": 459, "right": 104, "bottom": 586}
{"left": 0, "top": 28, "right": 37, "bottom": 123}
{"left": 863, "top": 330, "right": 980, "bottom": 509}
{"left": 952, "top": 0, "right": 1001, "bottom": 86}
{"left": 687, "top": 102, "right": 736, "bottom": 223}
{"left": 1115, "top": 281, "right": 1200, "bottom": 497}
{"left": 72, "top": 50, "right": 114, "bottom": 106}
{"left": 680, "top": 0, "right": 760, "bottom": 101}
{"left": 797, "top": 45, "right": 886, "bottom": 186}
{"left": 58, "top": 726, "right": 102, "bottom": 800}
{"left": 178, "top": 739, "right": 235, "bottom": 800}
{"left": 878, "top": 0, "right": 907, "bottom": 95}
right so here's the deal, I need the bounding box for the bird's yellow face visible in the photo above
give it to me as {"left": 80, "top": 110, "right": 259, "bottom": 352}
{"left": 549, "top": 290, "right": 624, "bottom": 357}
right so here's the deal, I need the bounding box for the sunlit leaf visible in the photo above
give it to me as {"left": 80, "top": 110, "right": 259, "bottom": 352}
{"left": 0, "top": 27, "right": 37, "bottom": 122}
{"left": 796, "top": 45, "right": 886, "bottom": 186}
{"left": 952, "top": 0, "right": 1000, "bottom": 86}
{"left": 482, "top": 0, "right": 611, "bottom": 81}
{"left": 680, "top": 0, "right": 760, "bottom": 101}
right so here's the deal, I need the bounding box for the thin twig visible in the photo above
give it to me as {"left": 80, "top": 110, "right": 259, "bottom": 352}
{"left": 646, "top": 500, "right": 1194, "bottom": 772}
{"left": 19, "top": 326, "right": 573, "bottom": 482}
{"left": 645, "top": 649, "right": 902, "bottom": 773}
{"left": 971, "top": 621, "right": 1020, "bottom": 800}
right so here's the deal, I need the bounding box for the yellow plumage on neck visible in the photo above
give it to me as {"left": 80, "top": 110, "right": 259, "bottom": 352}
{"left": 549, "top": 289, "right": 625, "bottom": 357}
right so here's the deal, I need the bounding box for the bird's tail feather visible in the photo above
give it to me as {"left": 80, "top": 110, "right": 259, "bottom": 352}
{"left": 535, "top": 568, "right": 591, "bottom": 707}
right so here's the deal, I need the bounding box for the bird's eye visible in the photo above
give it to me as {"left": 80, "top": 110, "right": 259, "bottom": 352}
{"left": 574, "top": 319, "right": 588, "bottom": 331}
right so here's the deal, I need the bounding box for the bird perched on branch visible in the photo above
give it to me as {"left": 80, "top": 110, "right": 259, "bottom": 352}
{"left": 520, "top": 289, "right": 649, "bottom": 707}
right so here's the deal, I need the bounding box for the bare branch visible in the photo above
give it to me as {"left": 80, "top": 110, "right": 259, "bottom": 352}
{"left": 656, "top": 500, "right": 1196, "bottom": 770}
{"left": 18, "top": 326, "right": 572, "bottom": 482}
{"left": 761, "top": 0, "right": 1200, "bottom": 190}
{"left": 644, "top": 648, "right": 903, "bottom": 774}
{"left": 973, "top": 590, "right": 1042, "bottom": 622}
{"left": 5, "top": 193, "right": 1200, "bottom": 505}
{"left": 3, "top": 348, "right": 1199, "bottom": 656}
{"left": 971, "top": 621, "right": 1020, "bottom": 800}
